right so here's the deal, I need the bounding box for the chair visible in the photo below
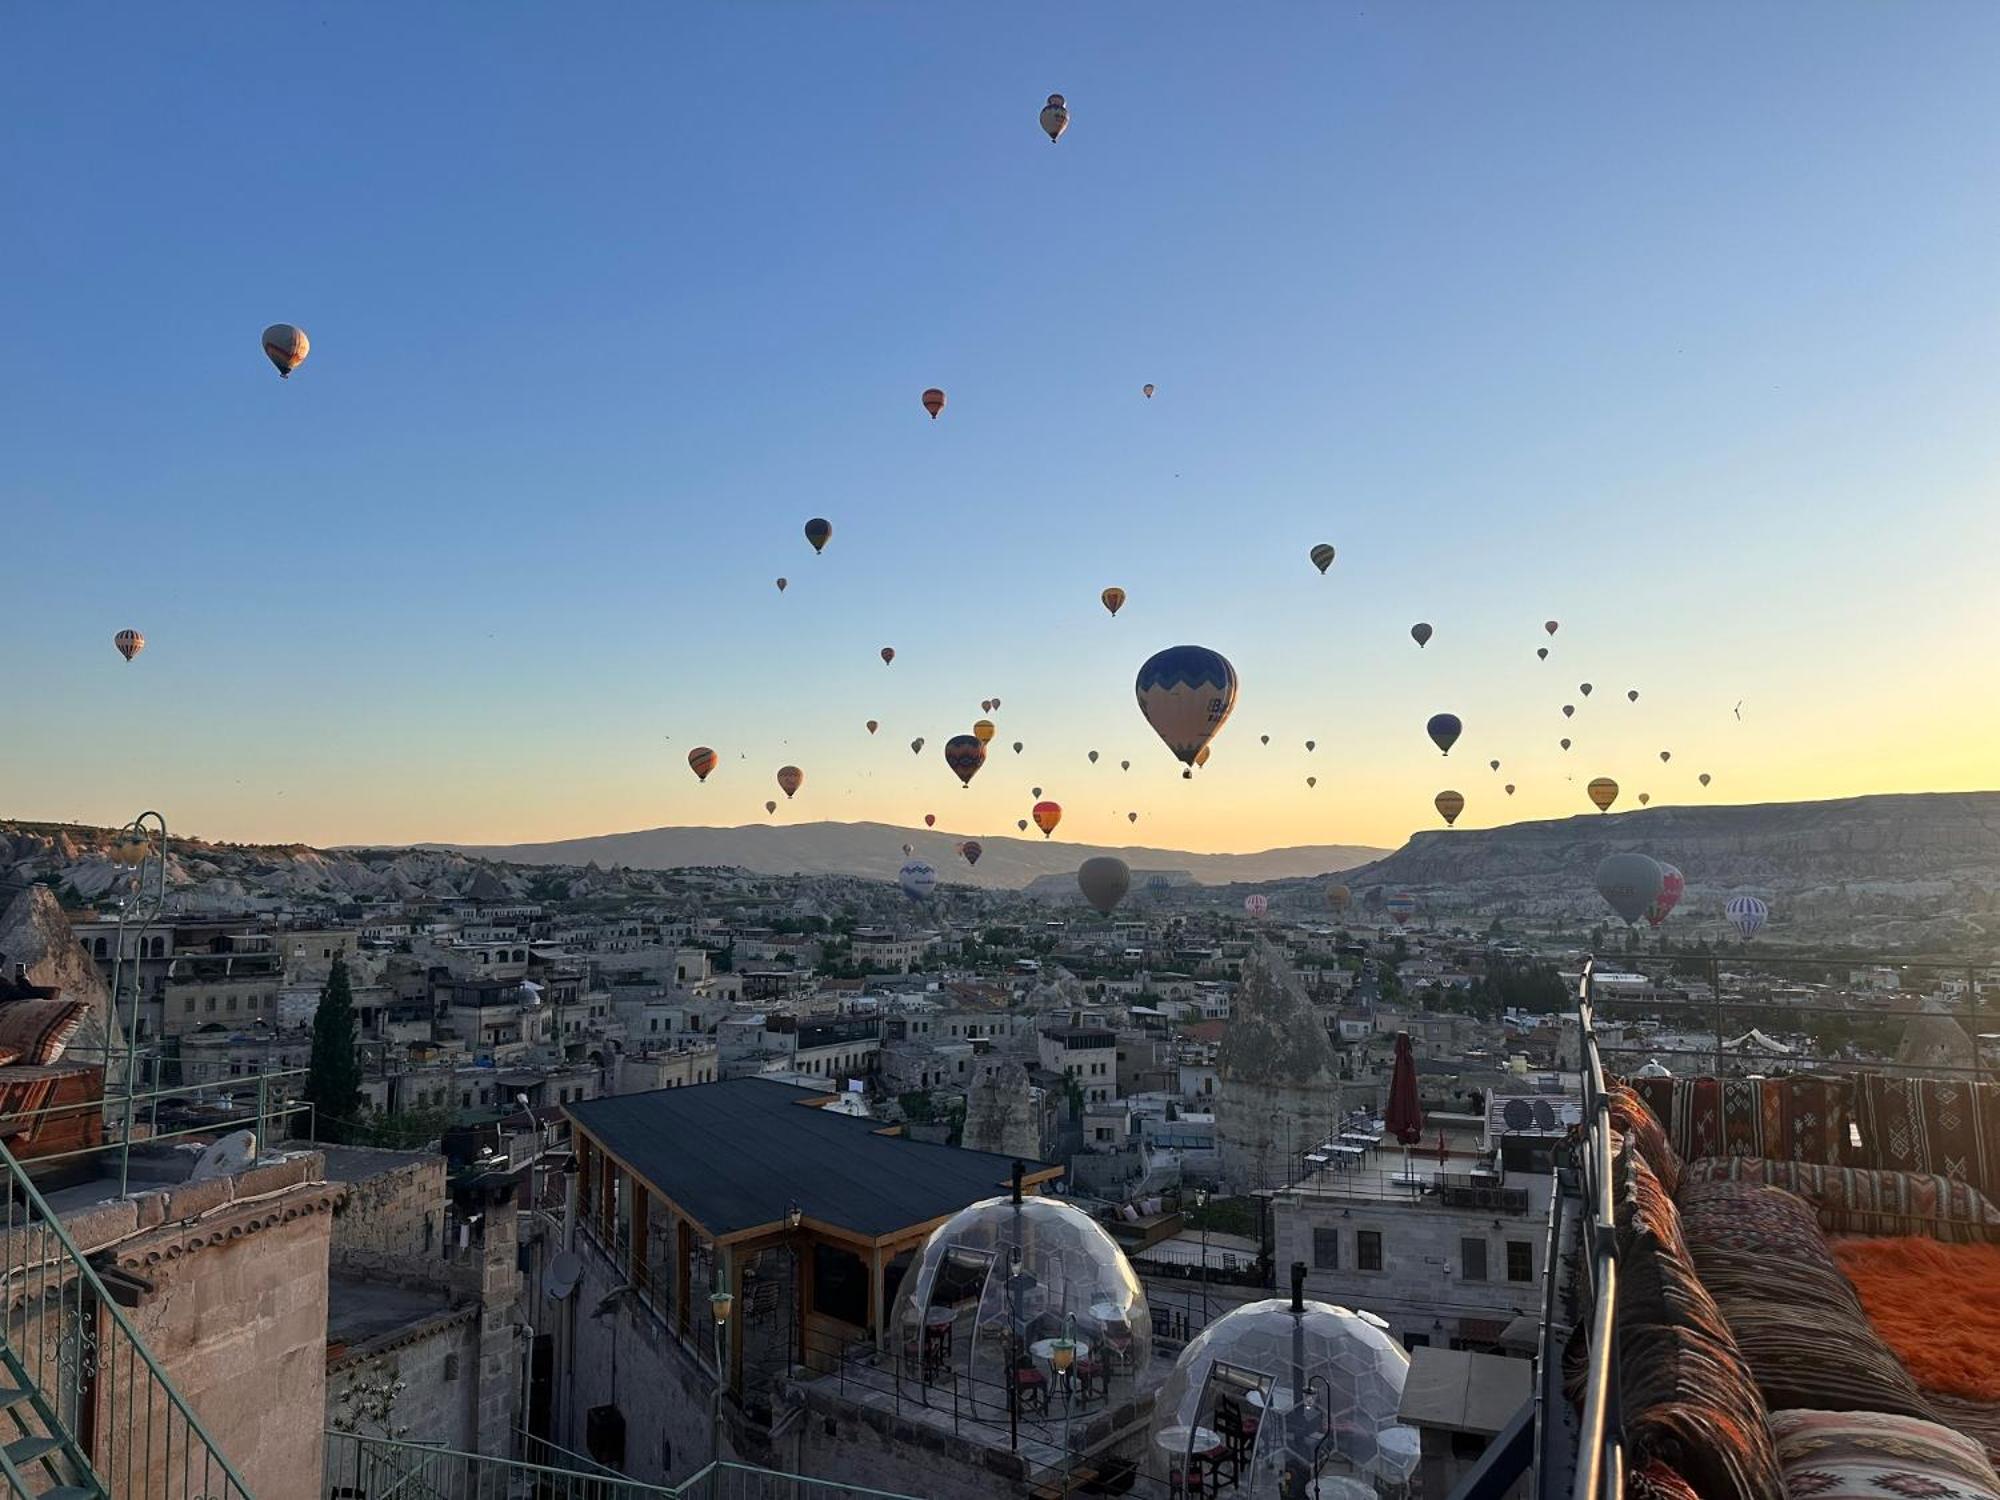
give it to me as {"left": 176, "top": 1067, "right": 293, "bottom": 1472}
{"left": 1010, "top": 1357, "right": 1048, "bottom": 1415}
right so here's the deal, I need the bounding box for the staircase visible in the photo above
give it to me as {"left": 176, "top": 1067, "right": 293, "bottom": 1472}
{"left": 0, "top": 1137, "right": 251, "bottom": 1500}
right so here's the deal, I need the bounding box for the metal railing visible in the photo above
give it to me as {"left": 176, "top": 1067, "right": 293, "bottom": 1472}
{"left": 323, "top": 1433, "right": 927, "bottom": 1499}
{"left": 0, "top": 1133, "right": 253, "bottom": 1499}
{"left": 1567, "top": 963, "right": 1622, "bottom": 1500}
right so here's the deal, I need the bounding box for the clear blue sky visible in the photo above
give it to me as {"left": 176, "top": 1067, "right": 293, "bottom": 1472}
{"left": 4, "top": 4, "right": 1996, "bottom": 852}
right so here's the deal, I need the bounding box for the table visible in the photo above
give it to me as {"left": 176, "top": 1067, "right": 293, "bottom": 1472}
{"left": 1029, "top": 1335, "right": 1092, "bottom": 1366}
{"left": 1390, "top": 1169, "right": 1429, "bottom": 1190}
{"left": 1088, "top": 1301, "right": 1125, "bottom": 1324}
{"left": 1245, "top": 1387, "right": 1296, "bottom": 1414}
{"left": 1154, "top": 1425, "right": 1223, "bottom": 1457}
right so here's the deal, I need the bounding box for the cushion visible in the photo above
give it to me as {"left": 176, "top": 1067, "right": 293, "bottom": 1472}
{"left": 1625, "top": 1460, "right": 1700, "bottom": 1500}
{"left": 1614, "top": 1144, "right": 1734, "bottom": 1342}
{"left": 0, "top": 999, "right": 87, "bottom": 1066}
{"left": 1619, "top": 1322, "right": 1785, "bottom": 1500}
{"left": 1768, "top": 1408, "right": 2000, "bottom": 1500}
{"left": 1854, "top": 1074, "right": 2000, "bottom": 1206}
{"left": 1610, "top": 1081, "right": 1684, "bottom": 1198}
{"left": 1756, "top": 1074, "right": 1854, "bottom": 1168}
{"left": 1628, "top": 1075, "right": 1856, "bottom": 1170}
{"left": 1685, "top": 1157, "right": 2000, "bottom": 1243}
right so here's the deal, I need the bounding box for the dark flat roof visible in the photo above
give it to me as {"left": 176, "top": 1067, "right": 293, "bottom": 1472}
{"left": 567, "top": 1078, "right": 1056, "bottom": 1243}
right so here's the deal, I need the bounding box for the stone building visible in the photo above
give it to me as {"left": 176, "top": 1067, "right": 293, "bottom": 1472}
{"left": 1214, "top": 947, "right": 1343, "bottom": 1192}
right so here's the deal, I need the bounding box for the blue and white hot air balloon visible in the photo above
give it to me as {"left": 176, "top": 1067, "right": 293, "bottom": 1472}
{"left": 899, "top": 860, "right": 938, "bottom": 901}
{"left": 1135, "top": 645, "right": 1239, "bottom": 778}
{"left": 1725, "top": 895, "right": 1769, "bottom": 939}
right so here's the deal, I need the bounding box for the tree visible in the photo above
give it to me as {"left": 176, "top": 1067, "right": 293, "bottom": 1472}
{"left": 306, "top": 956, "right": 366, "bottom": 1144}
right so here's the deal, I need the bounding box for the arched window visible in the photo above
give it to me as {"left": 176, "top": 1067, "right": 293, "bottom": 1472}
{"left": 149, "top": 936, "right": 166, "bottom": 959}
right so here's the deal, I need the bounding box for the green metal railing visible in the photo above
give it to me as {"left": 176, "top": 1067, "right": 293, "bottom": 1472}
{"left": 322, "top": 1434, "right": 927, "bottom": 1500}
{"left": 0, "top": 1135, "right": 252, "bottom": 1499}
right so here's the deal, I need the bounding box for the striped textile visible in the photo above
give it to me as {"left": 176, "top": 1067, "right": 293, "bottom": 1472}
{"left": 1768, "top": 1409, "right": 2000, "bottom": 1500}
{"left": 1854, "top": 1074, "right": 2000, "bottom": 1206}
{"left": 1621, "top": 1074, "right": 1855, "bottom": 1170}
{"left": 1683, "top": 1157, "right": 2000, "bottom": 1244}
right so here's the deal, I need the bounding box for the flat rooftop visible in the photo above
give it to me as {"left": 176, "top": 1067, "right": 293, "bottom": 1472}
{"left": 568, "top": 1078, "right": 1058, "bottom": 1242}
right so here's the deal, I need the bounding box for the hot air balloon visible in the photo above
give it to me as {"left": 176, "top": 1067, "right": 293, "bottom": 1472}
{"left": 911, "top": 737, "right": 925, "bottom": 755}
{"left": 901, "top": 842, "right": 914, "bottom": 857}
{"left": 1032, "top": 787, "right": 1043, "bottom": 798}
{"left": 1595, "top": 852, "right": 1663, "bottom": 925}
{"left": 1726, "top": 895, "right": 1769, "bottom": 938}
{"left": 982, "top": 700, "right": 993, "bottom": 714}
{"left": 1077, "top": 857, "right": 1131, "bottom": 914}
{"left": 1587, "top": 777, "right": 1619, "bottom": 813}
{"left": 1326, "top": 884, "right": 1351, "bottom": 912}
{"left": 922, "top": 388, "right": 947, "bottom": 419}
{"left": 1544, "top": 621, "right": 1559, "bottom": 636}
{"left": 1032, "top": 801, "right": 1062, "bottom": 838}
{"left": 1627, "top": 690, "right": 1639, "bottom": 703}
{"left": 1128, "top": 811, "right": 1138, "bottom": 823}
{"left": 113, "top": 629, "right": 145, "bottom": 662}
{"left": 261, "top": 324, "right": 309, "bottom": 378}
{"left": 900, "top": 860, "right": 937, "bottom": 901}
{"left": 944, "top": 736, "right": 985, "bottom": 788}
{"left": 1194, "top": 746, "right": 1212, "bottom": 768}
{"left": 973, "top": 720, "right": 996, "bottom": 745}
{"left": 1310, "top": 544, "right": 1336, "bottom": 575}
{"left": 1101, "top": 587, "right": 1126, "bottom": 617}
{"left": 1039, "top": 93, "right": 1069, "bottom": 142}
{"left": 924, "top": 813, "right": 936, "bottom": 828}
{"left": 1135, "top": 645, "right": 1238, "bottom": 777}
{"left": 1659, "top": 750, "right": 1672, "bottom": 763}
{"left": 881, "top": 647, "right": 895, "bottom": 665}
{"left": 1489, "top": 759, "right": 1500, "bottom": 772}
{"left": 1243, "top": 894, "right": 1269, "bottom": 918}
{"left": 1386, "top": 892, "right": 1417, "bottom": 926}
{"left": 688, "top": 747, "right": 718, "bottom": 783}
{"left": 1426, "top": 714, "right": 1461, "bottom": 756}
{"left": 1560, "top": 738, "right": 1572, "bottom": 751}
{"left": 1305, "top": 740, "right": 1315, "bottom": 753}
{"left": 804, "top": 518, "right": 832, "bottom": 553}
{"left": 1410, "top": 623, "right": 1433, "bottom": 648}
{"left": 1013, "top": 741, "right": 1024, "bottom": 755}
{"left": 1699, "top": 773, "right": 1712, "bottom": 787}
{"left": 1017, "top": 819, "right": 1029, "bottom": 832}
{"left": 1504, "top": 783, "right": 1516, "bottom": 795}
{"left": 1640, "top": 793, "right": 1655, "bottom": 806}
{"left": 1088, "top": 751, "right": 1099, "bottom": 764}
{"left": 1119, "top": 760, "right": 1130, "bottom": 771}
{"left": 1537, "top": 647, "right": 1549, "bottom": 661}
{"left": 1260, "top": 734, "right": 1270, "bottom": 746}
{"left": 1646, "top": 864, "right": 1685, "bottom": 927}
{"left": 1142, "top": 384, "right": 1155, "bottom": 399}
{"left": 765, "top": 800, "right": 777, "bottom": 815}
{"left": 775, "top": 578, "right": 788, "bottom": 592}
{"left": 1580, "top": 683, "right": 1593, "bottom": 697}
{"left": 1434, "top": 790, "right": 1465, "bottom": 826}
{"left": 991, "top": 697, "right": 1002, "bottom": 710}
{"left": 776, "top": 765, "right": 804, "bottom": 799}
{"left": 960, "top": 840, "right": 983, "bottom": 867}
{"left": 1563, "top": 705, "right": 1575, "bottom": 719}
{"left": 1306, "top": 776, "right": 1317, "bottom": 789}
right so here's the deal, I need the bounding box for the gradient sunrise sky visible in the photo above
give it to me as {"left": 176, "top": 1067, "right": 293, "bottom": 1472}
{"left": 3, "top": 4, "right": 1996, "bottom": 855}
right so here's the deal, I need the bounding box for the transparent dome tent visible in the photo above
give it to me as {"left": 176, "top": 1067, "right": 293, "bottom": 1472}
{"left": 1149, "top": 1268, "right": 1416, "bottom": 1499}
{"left": 887, "top": 1183, "right": 1150, "bottom": 1426}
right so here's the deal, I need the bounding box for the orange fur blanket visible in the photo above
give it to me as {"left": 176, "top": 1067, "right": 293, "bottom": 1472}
{"left": 1832, "top": 1236, "right": 2000, "bottom": 1401}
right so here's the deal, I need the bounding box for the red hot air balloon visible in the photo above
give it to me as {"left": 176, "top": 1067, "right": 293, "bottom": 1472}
{"left": 1032, "top": 801, "right": 1062, "bottom": 838}
{"left": 924, "top": 813, "right": 936, "bottom": 828}
{"left": 922, "top": 388, "right": 946, "bottom": 419}
{"left": 776, "top": 765, "right": 805, "bottom": 799}
{"left": 944, "top": 735, "right": 986, "bottom": 788}
{"left": 880, "top": 647, "right": 895, "bottom": 665}
{"left": 688, "top": 747, "right": 718, "bottom": 783}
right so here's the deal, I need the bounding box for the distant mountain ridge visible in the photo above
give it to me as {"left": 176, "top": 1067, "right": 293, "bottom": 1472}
{"left": 428, "top": 822, "right": 1390, "bottom": 890}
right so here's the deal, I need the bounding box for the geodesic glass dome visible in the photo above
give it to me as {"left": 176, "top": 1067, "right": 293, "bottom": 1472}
{"left": 1148, "top": 1296, "right": 1416, "bottom": 1499}
{"left": 887, "top": 1193, "right": 1150, "bottom": 1426}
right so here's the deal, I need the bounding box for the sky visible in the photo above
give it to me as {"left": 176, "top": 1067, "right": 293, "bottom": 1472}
{"left": 2, "top": 4, "right": 1997, "bottom": 856}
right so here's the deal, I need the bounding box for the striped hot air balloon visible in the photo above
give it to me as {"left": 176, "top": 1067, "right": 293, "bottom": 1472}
{"left": 1587, "top": 777, "right": 1619, "bottom": 813}
{"left": 1135, "top": 645, "right": 1238, "bottom": 778}
{"left": 944, "top": 735, "right": 985, "bottom": 788}
{"left": 922, "top": 388, "right": 947, "bottom": 419}
{"left": 1726, "top": 895, "right": 1769, "bottom": 938}
{"left": 687, "top": 747, "right": 718, "bottom": 783}
{"left": 261, "top": 323, "right": 309, "bottom": 378}
{"left": 1434, "top": 790, "right": 1465, "bottom": 826}
{"left": 114, "top": 629, "right": 145, "bottom": 662}
{"left": 1101, "top": 587, "right": 1126, "bottom": 617}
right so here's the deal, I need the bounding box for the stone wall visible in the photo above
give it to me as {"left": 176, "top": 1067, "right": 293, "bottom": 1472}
{"left": 327, "top": 1309, "right": 483, "bottom": 1449}
{"left": 328, "top": 1151, "right": 448, "bottom": 1268}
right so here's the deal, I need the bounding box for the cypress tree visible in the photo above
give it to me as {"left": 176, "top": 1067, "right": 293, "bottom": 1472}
{"left": 305, "top": 955, "right": 366, "bottom": 1144}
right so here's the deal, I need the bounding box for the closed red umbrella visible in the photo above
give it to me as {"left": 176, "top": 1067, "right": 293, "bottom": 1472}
{"left": 1386, "top": 1033, "right": 1425, "bottom": 1175}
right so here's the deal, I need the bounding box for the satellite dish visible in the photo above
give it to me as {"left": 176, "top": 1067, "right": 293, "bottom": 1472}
{"left": 546, "top": 1251, "right": 583, "bottom": 1301}
{"left": 190, "top": 1129, "right": 258, "bottom": 1181}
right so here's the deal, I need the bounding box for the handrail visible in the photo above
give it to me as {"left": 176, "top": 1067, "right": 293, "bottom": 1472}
{"left": 0, "top": 1131, "right": 254, "bottom": 1498}
{"left": 1568, "top": 959, "right": 1623, "bottom": 1500}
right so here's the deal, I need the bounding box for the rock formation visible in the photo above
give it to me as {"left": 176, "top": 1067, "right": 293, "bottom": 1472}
{"left": 1215, "top": 945, "right": 1342, "bottom": 1193}
{"left": 0, "top": 884, "right": 115, "bottom": 1061}
{"left": 961, "top": 1061, "right": 1042, "bottom": 1164}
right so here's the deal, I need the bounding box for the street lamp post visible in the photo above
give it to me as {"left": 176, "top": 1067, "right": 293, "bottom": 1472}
{"left": 708, "top": 1269, "right": 735, "bottom": 1463}
{"left": 1194, "top": 1186, "right": 1210, "bottom": 1327}
{"left": 785, "top": 1201, "right": 803, "bottom": 1374}
{"left": 1050, "top": 1312, "right": 1078, "bottom": 1492}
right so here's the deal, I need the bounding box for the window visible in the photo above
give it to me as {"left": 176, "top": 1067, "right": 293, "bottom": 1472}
{"left": 1460, "top": 1237, "right": 1488, "bottom": 1282}
{"left": 1312, "top": 1228, "right": 1339, "bottom": 1270}
{"left": 1405, "top": 1332, "right": 1429, "bottom": 1349}
{"left": 1356, "top": 1231, "right": 1382, "bottom": 1272}
{"left": 1507, "top": 1241, "right": 1534, "bottom": 1282}
{"left": 184, "top": 998, "right": 195, "bottom": 1014}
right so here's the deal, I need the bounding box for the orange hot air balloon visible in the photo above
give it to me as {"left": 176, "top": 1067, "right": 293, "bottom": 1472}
{"left": 1587, "top": 777, "right": 1619, "bottom": 813}
{"left": 880, "top": 647, "right": 895, "bottom": 665}
{"left": 688, "top": 747, "right": 718, "bottom": 783}
{"left": 777, "top": 765, "right": 805, "bottom": 799}
{"left": 261, "top": 323, "right": 309, "bottom": 377}
{"left": 924, "top": 813, "right": 936, "bottom": 828}
{"left": 1101, "top": 587, "right": 1126, "bottom": 617}
{"left": 1435, "top": 790, "right": 1465, "bottom": 826}
{"left": 765, "top": 800, "right": 777, "bottom": 815}
{"left": 865, "top": 720, "right": 878, "bottom": 734}
{"left": 972, "top": 719, "right": 996, "bottom": 745}
{"left": 1032, "top": 801, "right": 1062, "bottom": 838}
{"left": 922, "top": 388, "right": 947, "bottom": 419}
{"left": 114, "top": 629, "right": 145, "bottom": 662}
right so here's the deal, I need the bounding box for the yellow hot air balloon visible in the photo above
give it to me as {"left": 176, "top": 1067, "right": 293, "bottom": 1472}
{"left": 922, "top": 388, "right": 947, "bottom": 419}
{"left": 1587, "top": 777, "right": 1619, "bottom": 813}
{"left": 114, "top": 629, "right": 145, "bottom": 662}
{"left": 777, "top": 765, "right": 805, "bottom": 799}
{"left": 688, "top": 747, "right": 718, "bottom": 783}
{"left": 261, "top": 323, "right": 309, "bottom": 378}
{"left": 1101, "top": 587, "right": 1126, "bottom": 617}
{"left": 972, "top": 719, "right": 996, "bottom": 745}
{"left": 1434, "top": 790, "right": 1465, "bottom": 826}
